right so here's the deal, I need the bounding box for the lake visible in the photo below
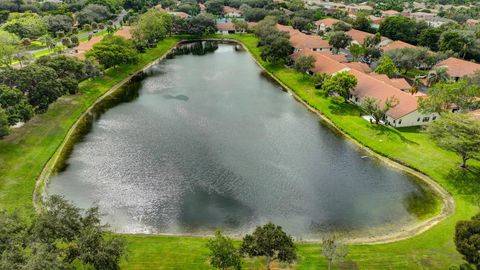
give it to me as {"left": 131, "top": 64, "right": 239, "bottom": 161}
{"left": 47, "top": 43, "right": 437, "bottom": 240}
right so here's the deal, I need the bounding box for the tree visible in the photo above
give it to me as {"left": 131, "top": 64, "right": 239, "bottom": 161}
{"left": 426, "top": 67, "right": 450, "bottom": 86}
{"left": 349, "top": 43, "right": 365, "bottom": 62}
{"left": 240, "top": 223, "right": 296, "bottom": 270}
{"left": 0, "top": 30, "right": 20, "bottom": 67}
{"left": 360, "top": 96, "right": 399, "bottom": 124}
{"left": 260, "top": 35, "right": 293, "bottom": 63}
{"left": 418, "top": 27, "right": 442, "bottom": 51}
{"left": 439, "top": 30, "right": 477, "bottom": 59}
{"left": 379, "top": 16, "right": 417, "bottom": 44}
{"left": 384, "top": 47, "right": 431, "bottom": 72}
{"left": 374, "top": 56, "right": 398, "bottom": 77}
{"left": 328, "top": 31, "right": 352, "bottom": 54}
{"left": 132, "top": 9, "right": 172, "bottom": 47}
{"left": 87, "top": 35, "right": 138, "bottom": 68}
{"left": 205, "top": 0, "right": 224, "bottom": 15}
{"left": 363, "top": 46, "right": 382, "bottom": 65}
{"left": 0, "top": 108, "right": 9, "bottom": 138}
{"left": 321, "top": 236, "right": 348, "bottom": 270}
{"left": 352, "top": 15, "right": 371, "bottom": 32}
{"left": 419, "top": 80, "right": 480, "bottom": 113}
{"left": 207, "top": 231, "right": 242, "bottom": 270}
{"left": 38, "top": 34, "right": 56, "bottom": 51}
{"left": 362, "top": 33, "right": 381, "bottom": 48}
{"left": 2, "top": 14, "right": 47, "bottom": 39}
{"left": 44, "top": 15, "right": 74, "bottom": 35}
{"left": 232, "top": 20, "right": 248, "bottom": 33}
{"left": 0, "top": 84, "right": 33, "bottom": 125}
{"left": 332, "top": 21, "right": 351, "bottom": 31}
{"left": 321, "top": 71, "right": 357, "bottom": 101}
{"left": 76, "top": 4, "right": 112, "bottom": 25}
{"left": 425, "top": 113, "right": 480, "bottom": 168}
{"left": 292, "top": 16, "right": 312, "bottom": 32}
{"left": 294, "top": 55, "right": 315, "bottom": 76}
{"left": 187, "top": 14, "right": 217, "bottom": 35}
{"left": 455, "top": 214, "right": 480, "bottom": 269}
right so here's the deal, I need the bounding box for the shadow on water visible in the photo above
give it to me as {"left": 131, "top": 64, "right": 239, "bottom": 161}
{"left": 54, "top": 74, "right": 144, "bottom": 173}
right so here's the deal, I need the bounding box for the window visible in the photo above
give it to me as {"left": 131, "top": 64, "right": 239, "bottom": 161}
{"left": 398, "top": 120, "right": 402, "bottom": 124}
{"left": 393, "top": 120, "right": 396, "bottom": 123}
{"left": 422, "top": 117, "right": 430, "bottom": 122}
{"left": 417, "top": 118, "right": 420, "bottom": 122}
{"left": 432, "top": 116, "right": 437, "bottom": 120}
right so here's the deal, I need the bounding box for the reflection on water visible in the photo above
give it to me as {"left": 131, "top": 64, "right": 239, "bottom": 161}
{"left": 47, "top": 43, "right": 438, "bottom": 239}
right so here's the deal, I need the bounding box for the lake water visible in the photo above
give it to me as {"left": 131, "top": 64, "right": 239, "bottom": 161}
{"left": 47, "top": 43, "right": 437, "bottom": 240}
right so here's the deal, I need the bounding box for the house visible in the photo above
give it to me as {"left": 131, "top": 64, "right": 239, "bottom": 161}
{"left": 345, "top": 4, "right": 373, "bottom": 14}
{"left": 289, "top": 50, "right": 437, "bottom": 127}
{"left": 435, "top": 57, "right": 480, "bottom": 80}
{"left": 348, "top": 69, "right": 439, "bottom": 127}
{"left": 216, "top": 22, "right": 243, "bottom": 34}
{"left": 410, "top": 12, "right": 453, "bottom": 28}
{"left": 344, "top": 62, "right": 371, "bottom": 73}
{"left": 314, "top": 18, "right": 349, "bottom": 32}
{"left": 466, "top": 19, "right": 479, "bottom": 27}
{"left": 369, "top": 74, "right": 411, "bottom": 91}
{"left": 368, "top": 15, "right": 384, "bottom": 29}
{"left": 289, "top": 32, "right": 331, "bottom": 52}
{"left": 380, "top": 40, "right": 416, "bottom": 52}
{"left": 345, "top": 29, "right": 390, "bottom": 46}
{"left": 381, "top": 10, "right": 400, "bottom": 17}
{"left": 223, "top": 6, "right": 241, "bottom": 17}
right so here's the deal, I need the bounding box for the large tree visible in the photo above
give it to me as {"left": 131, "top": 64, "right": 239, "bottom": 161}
{"left": 260, "top": 35, "right": 293, "bottom": 63}
{"left": 374, "top": 56, "right": 398, "bottom": 77}
{"left": 207, "top": 231, "right": 242, "bottom": 270}
{"left": 321, "top": 71, "right": 357, "bottom": 101}
{"left": 379, "top": 16, "right": 417, "bottom": 44}
{"left": 439, "top": 30, "right": 478, "bottom": 59}
{"left": 0, "top": 196, "right": 126, "bottom": 269}
{"left": 186, "top": 14, "right": 217, "bottom": 35}
{"left": 87, "top": 35, "right": 138, "bottom": 68}
{"left": 418, "top": 27, "right": 442, "bottom": 51}
{"left": 0, "top": 30, "right": 20, "bottom": 67}
{"left": 294, "top": 55, "right": 315, "bottom": 76}
{"left": 132, "top": 9, "right": 172, "bottom": 46}
{"left": 328, "top": 31, "right": 352, "bottom": 54}
{"left": 76, "top": 4, "right": 112, "bottom": 25}
{"left": 2, "top": 13, "right": 48, "bottom": 39}
{"left": 424, "top": 113, "right": 480, "bottom": 168}
{"left": 456, "top": 214, "right": 480, "bottom": 269}
{"left": 352, "top": 15, "right": 371, "bottom": 32}
{"left": 205, "top": 0, "right": 224, "bottom": 15}
{"left": 44, "top": 15, "right": 73, "bottom": 35}
{"left": 240, "top": 223, "right": 296, "bottom": 270}
{"left": 419, "top": 80, "right": 480, "bottom": 113}
{"left": 0, "top": 84, "right": 33, "bottom": 125}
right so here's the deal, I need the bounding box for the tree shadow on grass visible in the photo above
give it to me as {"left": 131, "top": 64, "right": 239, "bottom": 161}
{"left": 366, "top": 123, "right": 419, "bottom": 145}
{"left": 446, "top": 166, "right": 480, "bottom": 205}
{"left": 327, "top": 100, "right": 359, "bottom": 116}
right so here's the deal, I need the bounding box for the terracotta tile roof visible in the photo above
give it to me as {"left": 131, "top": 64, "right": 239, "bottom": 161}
{"left": 368, "top": 15, "right": 384, "bottom": 24}
{"left": 348, "top": 69, "right": 419, "bottom": 119}
{"left": 382, "top": 10, "right": 400, "bottom": 16}
{"left": 469, "top": 109, "right": 480, "bottom": 120}
{"left": 316, "top": 51, "right": 347, "bottom": 62}
{"left": 344, "top": 62, "right": 371, "bottom": 73}
{"left": 169, "top": 11, "right": 190, "bottom": 18}
{"left": 276, "top": 24, "right": 296, "bottom": 33}
{"left": 435, "top": 57, "right": 480, "bottom": 78}
{"left": 381, "top": 40, "right": 416, "bottom": 51}
{"left": 289, "top": 33, "right": 331, "bottom": 50}
{"left": 223, "top": 6, "right": 240, "bottom": 14}
{"left": 73, "top": 35, "right": 103, "bottom": 52}
{"left": 346, "top": 29, "right": 388, "bottom": 44}
{"left": 466, "top": 19, "right": 479, "bottom": 27}
{"left": 217, "top": 22, "right": 235, "bottom": 31}
{"left": 369, "top": 74, "right": 411, "bottom": 90}
{"left": 314, "top": 18, "right": 345, "bottom": 27}
{"left": 114, "top": 26, "right": 132, "bottom": 39}
{"left": 289, "top": 50, "right": 348, "bottom": 75}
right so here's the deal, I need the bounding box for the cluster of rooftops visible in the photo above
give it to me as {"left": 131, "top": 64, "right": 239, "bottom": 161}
{"left": 272, "top": 21, "right": 480, "bottom": 127}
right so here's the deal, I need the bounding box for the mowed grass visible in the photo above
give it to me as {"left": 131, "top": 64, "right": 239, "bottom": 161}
{"left": 0, "top": 38, "right": 179, "bottom": 212}
{"left": 1, "top": 34, "right": 480, "bottom": 269}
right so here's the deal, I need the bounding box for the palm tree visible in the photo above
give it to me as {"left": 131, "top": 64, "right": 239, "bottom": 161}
{"left": 427, "top": 67, "right": 450, "bottom": 86}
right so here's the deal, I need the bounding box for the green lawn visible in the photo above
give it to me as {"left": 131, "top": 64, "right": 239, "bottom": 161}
{"left": 1, "top": 34, "right": 479, "bottom": 269}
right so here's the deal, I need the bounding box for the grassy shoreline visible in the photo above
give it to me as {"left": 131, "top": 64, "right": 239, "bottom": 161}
{"left": 0, "top": 35, "right": 479, "bottom": 269}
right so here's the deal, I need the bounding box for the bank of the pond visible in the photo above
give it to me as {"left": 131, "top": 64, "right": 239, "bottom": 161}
{"left": 0, "top": 38, "right": 179, "bottom": 212}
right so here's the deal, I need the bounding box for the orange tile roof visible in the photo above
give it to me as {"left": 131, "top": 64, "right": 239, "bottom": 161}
{"left": 349, "top": 69, "right": 419, "bottom": 119}
{"left": 435, "top": 57, "right": 480, "bottom": 78}
{"left": 469, "top": 109, "right": 480, "bottom": 120}
{"left": 217, "top": 22, "right": 235, "bottom": 31}
{"left": 290, "top": 50, "right": 348, "bottom": 75}
{"left": 314, "top": 18, "right": 346, "bottom": 27}
{"left": 290, "top": 33, "right": 331, "bottom": 50}
{"left": 316, "top": 51, "right": 347, "bottom": 62}
{"left": 346, "top": 29, "right": 388, "bottom": 44}
{"left": 344, "top": 62, "right": 371, "bottom": 73}
{"left": 369, "top": 74, "right": 411, "bottom": 90}
{"left": 223, "top": 6, "right": 239, "bottom": 14}
{"left": 382, "top": 10, "right": 400, "bottom": 16}
{"left": 381, "top": 40, "right": 416, "bottom": 51}
{"left": 170, "top": 11, "right": 189, "bottom": 18}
